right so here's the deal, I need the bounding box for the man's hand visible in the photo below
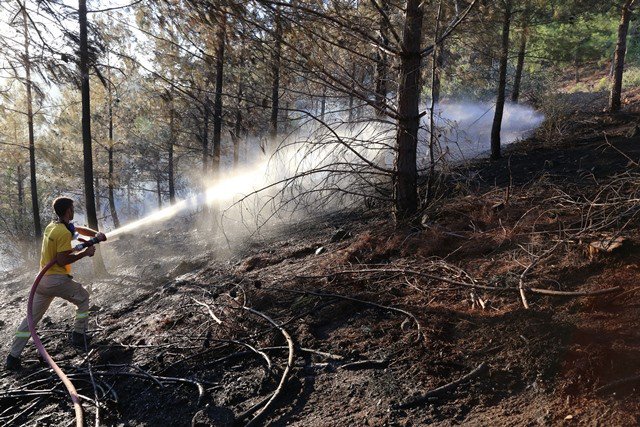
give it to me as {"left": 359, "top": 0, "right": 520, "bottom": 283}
{"left": 85, "top": 246, "right": 96, "bottom": 257}
{"left": 95, "top": 232, "right": 107, "bottom": 242}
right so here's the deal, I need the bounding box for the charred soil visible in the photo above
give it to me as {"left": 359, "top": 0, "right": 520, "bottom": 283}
{"left": 1, "top": 106, "right": 640, "bottom": 426}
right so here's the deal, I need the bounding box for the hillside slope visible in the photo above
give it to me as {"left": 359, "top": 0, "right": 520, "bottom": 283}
{"left": 1, "top": 106, "right": 639, "bottom": 426}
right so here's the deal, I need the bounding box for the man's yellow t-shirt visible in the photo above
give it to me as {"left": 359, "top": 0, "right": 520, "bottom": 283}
{"left": 40, "top": 222, "right": 73, "bottom": 275}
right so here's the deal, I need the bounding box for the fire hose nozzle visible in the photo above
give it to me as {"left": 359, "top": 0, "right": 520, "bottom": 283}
{"left": 73, "top": 233, "right": 106, "bottom": 251}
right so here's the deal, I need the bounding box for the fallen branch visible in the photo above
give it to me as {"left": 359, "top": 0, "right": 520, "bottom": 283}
{"left": 518, "top": 242, "right": 562, "bottom": 309}
{"left": 297, "top": 269, "right": 491, "bottom": 290}
{"left": 241, "top": 305, "right": 296, "bottom": 427}
{"left": 518, "top": 263, "right": 533, "bottom": 309}
{"left": 298, "top": 269, "right": 621, "bottom": 300}
{"left": 2, "top": 397, "right": 44, "bottom": 425}
{"left": 83, "top": 347, "right": 101, "bottom": 427}
{"left": 595, "top": 374, "right": 640, "bottom": 394}
{"left": 158, "top": 343, "right": 230, "bottom": 374}
{"left": 235, "top": 395, "right": 271, "bottom": 424}
{"left": 71, "top": 370, "right": 205, "bottom": 405}
{"left": 612, "top": 286, "right": 640, "bottom": 300}
{"left": 191, "top": 298, "right": 223, "bottom": 324}
{"left": 339, "top": 359, "right": 388, "bottom": 370}
{"left": 603, "top": 132, "right": 639, "bottom": 167}
{"left": 1, "top": 388, "right": 99, "bottom": 406}
{"left": 228, "top": 340, "right": 272, "bottom": 369}
{"left": 267, "top": 286, "right": 423, "bottom": 342}
{"left": 206, "top": 345, "right": 344, "bottom": 369}
{"left": 529, "top": 286, "right": 621, "bottom": 296}
{"left": 395, "top": 362, "right": 488, "bottom": 409}
{"left": 263, "top": 346, "right": 344, "bottom": 361}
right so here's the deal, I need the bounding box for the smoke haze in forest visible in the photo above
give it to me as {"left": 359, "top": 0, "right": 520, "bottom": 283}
{"left": 95, "top": 101, "right": 543, "bottom": 240}
{"left": 424, "top": 101, "right": 544, "bottom": 162}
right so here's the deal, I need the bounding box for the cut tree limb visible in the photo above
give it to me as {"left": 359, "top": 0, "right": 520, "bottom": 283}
{"left": 595, "top": 374, "right": 640, "bottom": 394}
{"left": 298, "top": 269, "right": 620, "bottom": 300}
{"left": 530, "top": 286, "right": 621, "bottom": 296}
{"left": 395, "top": 362, "right": 488, "bottom": 409}
{"left": 241, "top": 305, "right": 295, "bottom": 427}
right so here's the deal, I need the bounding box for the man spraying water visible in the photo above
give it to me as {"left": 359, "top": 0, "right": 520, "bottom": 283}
{"left": 6, "top": 197, "right": 106, "bottom": 370}
{"left": 4, "top": 165, "right": 263, "bottom": 372}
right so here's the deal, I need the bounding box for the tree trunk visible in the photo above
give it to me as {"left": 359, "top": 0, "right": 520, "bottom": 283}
{"left": 17, "top": 163, "right": 25, "bottom": 232}
{"left": 374, "top": 0, "right": 389, "bottom": 118}
{"left": 79, "top": 0, "right": 107, "bottom": 275}
{"left": 79, "top": 0, "right": 100, "bottom": 231}
{"left": 107, "top": 147, "right": 119, "bottom": 228}
{"left": 432, "top": 42, "right": 444, "bottom": 105}
{"left": 348, "top": 63, "right": 356, "bottom": 122}
{"left": 610, "top": 0, "right": 636, "bottom": 112}
{"left": 127, "top": 185, "right": 132, "bottom": 217}
{"left": 394, "top": 0, "right": 424, "bottom": 222}
{"left": 107, "top": 86, "right": 120, "bottom": 228}
{"left": 320, "top": 87, "right": 327, "bottom": 121}
{"left": 490, "top": 1, "right": 511, "bottom": 161}
{"left": 511, "top": 26, "right": 527, "bottom": 103}
{"left": 233, "top": 36, "right": 245, "bottom": 168}
{"left": 156, "top": 167, "right": 162, "bottom": 209}
{"left": 427, "top": 2, "right": 442, "bottom": 205}
{"left": 17, "top": 164, "right": 24, "bottom": 213}
{"left": 22, "top": 4, "right": 41, "bottom": 239}
{"left": 233, "top": 83, "right": 243, "bottom": 167}
{"left": 168, "top": 105, "right": 176, "bottom": 205}
{"left": 94, "top": 168, "right": 100, "bottom": 215}
{"left": 270, "top": 7, "right": 282, "bottom": 141}
{"left": 211, "top": 11, "right": 226, "bottom": 232}
{"left": 202, "top": 97, "right": 210, "bottom": 173}
{"left": 212, "top": 11, "right": 226, "bottom": 176}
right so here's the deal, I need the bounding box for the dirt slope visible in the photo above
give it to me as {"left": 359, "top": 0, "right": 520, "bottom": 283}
{"left": 1, "top": 107, "right": 639, "bottom": 426}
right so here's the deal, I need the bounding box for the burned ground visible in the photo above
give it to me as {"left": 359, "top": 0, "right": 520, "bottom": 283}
{"left": 1, "top": 109, "right": 640, "bottom": 426}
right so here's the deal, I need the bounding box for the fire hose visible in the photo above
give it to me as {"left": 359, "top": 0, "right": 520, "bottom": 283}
{"left": 27, "top": 234, "right": 106, "bottom": 427}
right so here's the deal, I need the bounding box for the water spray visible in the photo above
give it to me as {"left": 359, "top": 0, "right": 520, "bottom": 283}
{"left": 105, "top": 161, "right": 269, "bottom": 239}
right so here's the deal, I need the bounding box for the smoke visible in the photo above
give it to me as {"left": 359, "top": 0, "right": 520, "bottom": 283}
{"left": 419, "top": 101, "right": 545, "bottom": 163}
{"left": 99, "top": 101, "right": 543, "bottom": 244}
{"left": 0, "top": 248, "right": 17, "bottom": 273}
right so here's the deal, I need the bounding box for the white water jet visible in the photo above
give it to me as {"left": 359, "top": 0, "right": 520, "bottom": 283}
{"left": 101, "top": 101, "right": 544, "bottom": 237}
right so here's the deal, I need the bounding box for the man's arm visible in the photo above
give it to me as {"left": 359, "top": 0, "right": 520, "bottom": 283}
{"left": 55, "top": 246, "right": 96, "bottom": 266}
{"left": 76, "top": 226, "right": 97, "bottom": 237}
{"left": 76, "top": 226, "right": 106, "bottom": 241}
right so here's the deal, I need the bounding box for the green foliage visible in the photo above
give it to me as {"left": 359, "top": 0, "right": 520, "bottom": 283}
{"left": 530, "top": 13, "right": 616, "bottom": 67}
{"left": 622, "top": 66, "right": 640, "bottom": 89}
{"left": 594, "top": 76, "right": 610, "bottom": 92}
{"left": 567, "top": 82, "right": 590, "bottom": 93}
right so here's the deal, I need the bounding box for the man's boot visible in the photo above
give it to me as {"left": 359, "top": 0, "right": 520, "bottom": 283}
{"left": 6, "top": 354, "right": 21, "bottom": 371}
{"left": 71, "top": 332, "right": 92, "bottom": 349}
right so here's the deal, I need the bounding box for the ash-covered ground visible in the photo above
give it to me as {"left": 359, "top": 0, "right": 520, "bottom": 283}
{"left": 0, "top": 107, "right": 639, "bottom": 426}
